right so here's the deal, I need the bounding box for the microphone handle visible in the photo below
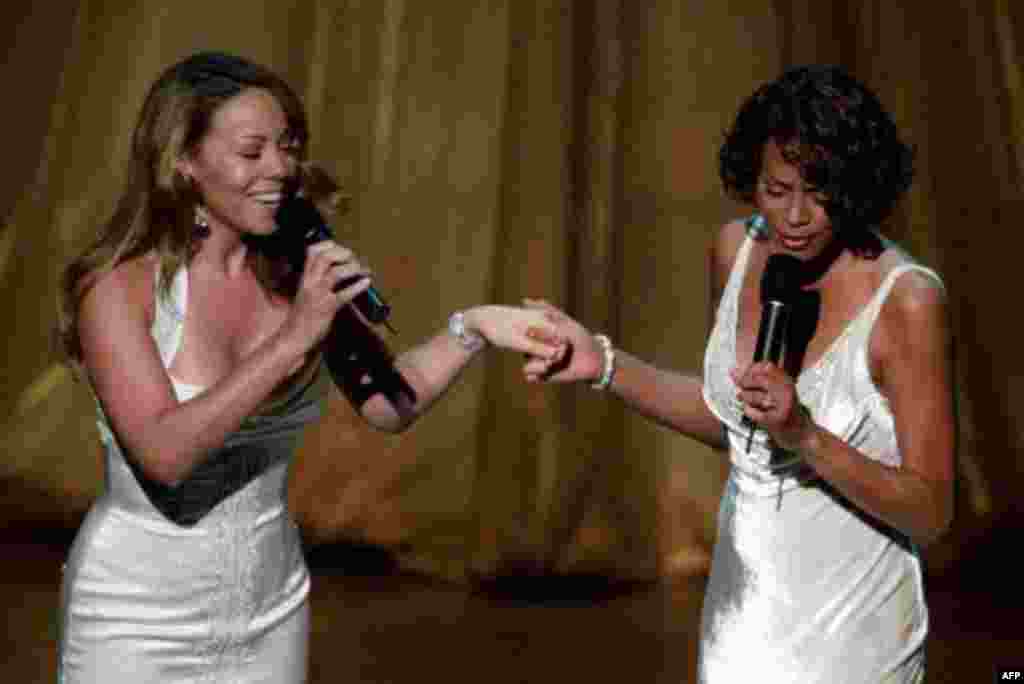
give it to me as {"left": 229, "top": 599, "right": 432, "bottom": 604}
{"left": 744, "top": 300, "right": 791, "bottom": 452}
{"left": 754, "top": 301, "right": 789, "bottom": 365}
{"left": 333, "top": 275, "right": 393, "bottom": 329}
{"left": 300, "top": 220, "right": 394, "bottom": 330}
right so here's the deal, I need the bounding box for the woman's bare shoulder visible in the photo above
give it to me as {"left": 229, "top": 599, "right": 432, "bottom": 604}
{"left": 869, "top": 244, "right": 948, "bottom": 361}
{"left": 873, "top": 239, "right": 943, "bottom": 293}
{"left": 79, "top": 253, "right": 158, "bottom": 328}
{"left": 709, "top": 217, "right": 752, "bottom": 280}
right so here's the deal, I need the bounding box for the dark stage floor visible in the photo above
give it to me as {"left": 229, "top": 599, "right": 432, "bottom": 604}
{"left": 1, "top": 526, "right": 1020, "bottom": 683}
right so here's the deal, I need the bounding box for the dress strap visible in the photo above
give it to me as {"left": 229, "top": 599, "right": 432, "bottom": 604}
{"left": 150, "top": 263, "right": 188, "bottom": 369}
{"left": 860, "top": 263, "right": 943, "bottom": 335}
{"left": 721, "top": 215, "right": 764, "bottom": 303}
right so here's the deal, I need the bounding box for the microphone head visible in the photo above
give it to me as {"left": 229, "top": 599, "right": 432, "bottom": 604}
{"left": 247, "top": 194, "right": 334, "bottom": 273}
{"left": 761, "top": 254, "right": 804, "bottom": 304}
{"left": 274, "top": 194, "right": 332, "bottom": 243}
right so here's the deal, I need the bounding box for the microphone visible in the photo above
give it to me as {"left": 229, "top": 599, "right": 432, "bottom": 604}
{"left": 743, "top": 253, "right": 803, "bottom": 452}
{"left": 273, "top": 194, "right": 395, "bottom": 334}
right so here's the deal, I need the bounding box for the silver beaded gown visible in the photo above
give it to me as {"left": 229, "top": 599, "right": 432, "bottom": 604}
{"left": 58, "top": 264, "right": 325, "bottom": 683}
{"left": 699, "top": 226, "right": 939, "bottom": 683}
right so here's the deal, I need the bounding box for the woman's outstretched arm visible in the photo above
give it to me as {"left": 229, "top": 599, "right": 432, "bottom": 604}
{"left": 339, "top": 305, "right": 567, "bottom": 433}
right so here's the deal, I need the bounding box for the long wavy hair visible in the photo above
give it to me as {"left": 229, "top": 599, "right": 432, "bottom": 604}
{"left": 56, "top": 51, "right": 344, "bottom": 366}
{"left": 719, "top": 64, "right": 915, "bottom": 249}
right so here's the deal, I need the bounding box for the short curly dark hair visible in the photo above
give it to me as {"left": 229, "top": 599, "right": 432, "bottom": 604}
{"left": 719, "top": 65, "right": 914, "bottom": 237}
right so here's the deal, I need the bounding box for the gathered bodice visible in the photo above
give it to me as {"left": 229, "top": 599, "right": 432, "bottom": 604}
{"left": 702, "top": 223, "right": 942, "bottom": 497}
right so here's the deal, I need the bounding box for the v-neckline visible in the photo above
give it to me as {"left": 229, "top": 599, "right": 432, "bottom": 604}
{"left": 159, "top": 264, "right": 209, "bottom": 394}
{"left": 160, "top": 262, "right": 324, "bottom": 412}
{"left": 730, "top": 238, "right": 881, "bottom": 387}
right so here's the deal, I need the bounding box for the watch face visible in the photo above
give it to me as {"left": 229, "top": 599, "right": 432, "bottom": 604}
{"left": 449, "top": 312, "right": 482, "bottom": 349}
{"left": 449, "top": 312, "right": 463, "bottom": 334}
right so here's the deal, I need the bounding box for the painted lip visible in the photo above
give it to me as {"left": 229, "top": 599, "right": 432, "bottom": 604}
{"left": 776, "top": 231, "right": 815, "bottom": 251}
{"left": 250, "top": 191, "right": 283, "bottom": 210}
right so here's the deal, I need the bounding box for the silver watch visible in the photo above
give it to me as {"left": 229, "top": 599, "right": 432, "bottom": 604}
{"left": 448, "top": 311, "right": 486, "bottom": 351}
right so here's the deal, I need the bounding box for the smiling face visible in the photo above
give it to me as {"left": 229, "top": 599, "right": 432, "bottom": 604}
{"left": 177, "top": 87, "right": 299, "bottom": 236}
{"left": 754, "top": 139, "right": 836, "bottom": 260}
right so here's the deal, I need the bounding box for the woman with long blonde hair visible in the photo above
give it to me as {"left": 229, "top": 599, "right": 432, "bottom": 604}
{"left": 56, "top": 51, "right": 565, "bottom": 683}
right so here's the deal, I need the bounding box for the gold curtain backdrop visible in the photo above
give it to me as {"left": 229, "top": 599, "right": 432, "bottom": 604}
{"left": 2, "top": 0, "right": 1021, "bottom": 583}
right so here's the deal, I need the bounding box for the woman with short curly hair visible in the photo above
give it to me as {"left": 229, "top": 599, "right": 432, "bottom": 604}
{"left": 719, "top": 64, "right": 915, "bottom": 252}
{"left": 526, "top": 65, "right": 954, "bottom": 683}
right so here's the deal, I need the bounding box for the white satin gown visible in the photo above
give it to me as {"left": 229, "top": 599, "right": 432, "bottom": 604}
{"left": 699, "top": 224, "right": 939, "bottom": 683}
{"left": 58, "top": 264, "right": 325, "bottom": 683}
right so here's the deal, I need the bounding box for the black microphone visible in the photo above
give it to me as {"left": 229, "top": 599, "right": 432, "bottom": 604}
{"left": 273, "top": 194, "right": 395, "bottom": 333}
{"left": 743, "top": 253, "right": 803, "bottom": 452}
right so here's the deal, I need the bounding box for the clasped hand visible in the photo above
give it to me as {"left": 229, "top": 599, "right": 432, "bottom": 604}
{"left": 518, "top": 299, "right": 608, "bottom": 384}
{"left": 462, "top": 305, "right": 570, "bottom": 361}
{"left": 456, "top": 299, "right": 606, "bottom": 382}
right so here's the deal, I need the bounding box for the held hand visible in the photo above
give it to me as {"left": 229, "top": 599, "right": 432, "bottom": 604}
{"left": 282, "top": 240, "right": 373, "bottom": 352}
{"left": 520, "top": 299, "right": 605, "bottom": 384}
{"left": 731, "top": 362, "right": 815, "bottom": 451}
{"left": 462, "top": 305, "right": 568, "bottom": 360}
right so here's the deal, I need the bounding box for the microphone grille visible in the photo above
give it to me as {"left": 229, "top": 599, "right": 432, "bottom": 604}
{"left": 274, "top": 195, "right": 329, "bottom": 239}
{"left": 761, "top": 254, "right": 803, "bottom": 303}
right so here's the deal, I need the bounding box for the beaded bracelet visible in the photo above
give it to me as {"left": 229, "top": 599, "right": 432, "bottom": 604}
{"left": 590, "top": 334, "right": 616, "bottom": 390}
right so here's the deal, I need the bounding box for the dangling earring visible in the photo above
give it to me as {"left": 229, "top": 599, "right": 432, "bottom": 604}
{"left": 746, "top": 213, "right": 767, "bottom": 235}
{"left": 193, "top": 205, "right": 211, "bottom": 239}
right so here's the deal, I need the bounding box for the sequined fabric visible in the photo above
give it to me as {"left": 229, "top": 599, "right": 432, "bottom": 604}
{"left": 58, "top": 265, "right": 323, "bottom": 683}
{"left": 698, "top": 222, "right": 940, "bottom": 683}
